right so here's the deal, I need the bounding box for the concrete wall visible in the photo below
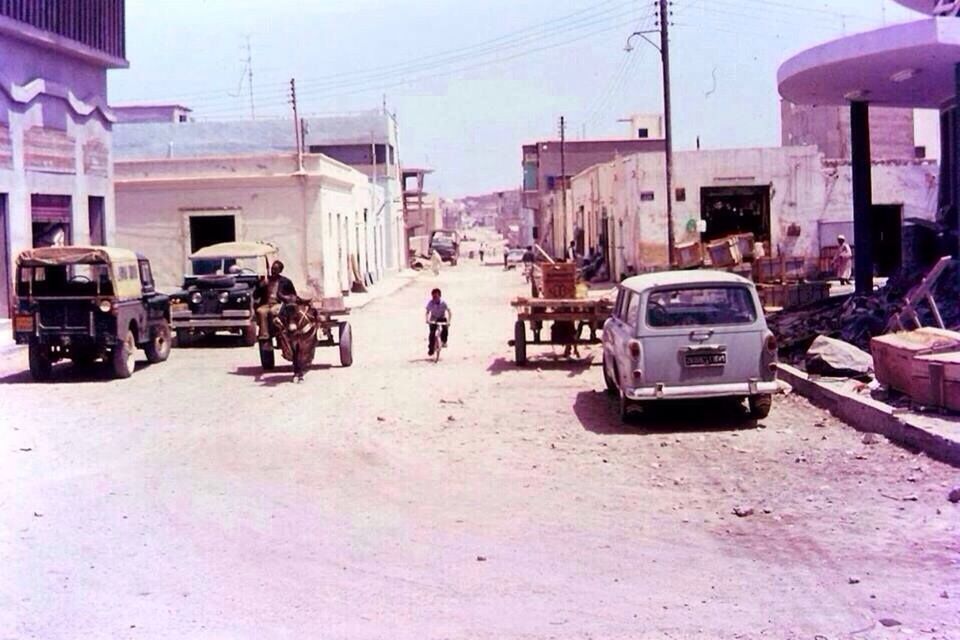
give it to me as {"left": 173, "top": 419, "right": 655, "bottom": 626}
{"left": 569, "top": 145, "right": 939, "bottom": 279}
{"left": 781, "top": 101, "right": 916, "bottom": 161}
{"left": 0, "top": 32, "right": 117, "bottom": 315}
{"left": 115, "top": 153, "right": 375, "bottom": 297}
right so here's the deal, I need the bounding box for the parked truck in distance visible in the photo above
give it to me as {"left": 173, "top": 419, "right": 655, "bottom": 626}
{"left": 429, "top": 230, "right": 460, "bottom": 265}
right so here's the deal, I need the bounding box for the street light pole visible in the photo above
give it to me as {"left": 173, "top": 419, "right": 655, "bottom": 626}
{"left": 626, "top": 0, "right": 675, "bottom": 267}
{"left": 659, "top": 0, "right": 675, "bottom": 267}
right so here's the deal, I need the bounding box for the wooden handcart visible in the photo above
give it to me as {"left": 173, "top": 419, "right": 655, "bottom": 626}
{"left": 509, "top": 296, "right": 613, "bottom": 365}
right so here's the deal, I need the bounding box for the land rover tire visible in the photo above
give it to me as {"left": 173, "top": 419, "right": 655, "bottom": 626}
{"left": 111, "top": 330, "right": 137, "bottom": 379}
{"left": 28, "top": 343, "right": 53, "bottom": 381}
{"left": 145, "top": 320, "right": 172, "bottom": 363}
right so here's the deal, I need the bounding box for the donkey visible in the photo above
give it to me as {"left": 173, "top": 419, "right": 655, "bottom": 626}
{"left": 274, "top": 300, "right": 319, "bottom": 382}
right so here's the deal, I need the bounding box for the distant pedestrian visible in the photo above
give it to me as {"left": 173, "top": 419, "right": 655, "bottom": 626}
{"left": 430, "top": 250, "right": 442, "bottom": 276}
{"left": 833, "top": 235, "right": 852, "bottom": 285}
{"left": 566, "top": 241, "right": 577, "bottom": 263}
{"left": 479, "top": 242, "right": 486, "bottom": 263}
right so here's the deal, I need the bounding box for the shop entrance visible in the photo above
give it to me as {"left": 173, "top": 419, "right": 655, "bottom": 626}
{"left": 188, "top": 214, "right": 236, "bottom": 253}
{"left": 700, "top": 185, "right": 771, "bottom": 244}
{"left": 31, "top": 194, "right": 72, "bottom": 247}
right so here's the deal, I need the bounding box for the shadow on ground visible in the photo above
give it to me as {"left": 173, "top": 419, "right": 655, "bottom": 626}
{"left": 573, "top": 389, "right": 759, "bottom": 435}
{"left": 231, "top": 363, "right": 332, "bottom": 386}
{"left": 0, "top": 360, "right": 149, "bottom": 385}
{"left": 487, "top": 355, "right": 596, "bottom": 377}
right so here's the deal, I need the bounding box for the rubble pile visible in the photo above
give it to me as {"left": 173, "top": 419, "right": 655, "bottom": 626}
{"left": 769, "top": 261, "right": 960, "bottom": 362}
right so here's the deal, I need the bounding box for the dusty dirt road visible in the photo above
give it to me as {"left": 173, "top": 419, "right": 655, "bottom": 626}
{"left": 0, "top": 263, "right": 957, "bottom": 640}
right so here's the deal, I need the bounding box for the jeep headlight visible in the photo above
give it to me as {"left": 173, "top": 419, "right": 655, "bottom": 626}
{"left": 190, "top": 292, "right": 203, "bottom": 304}
{"left": 218, "top": 292, "right": 230, "bottom": 304}
{"left": 98, "top": 299, "right": 113, "bottom": 313}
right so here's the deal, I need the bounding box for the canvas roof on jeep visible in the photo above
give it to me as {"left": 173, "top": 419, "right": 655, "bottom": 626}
{"left": 16, "top": 245, "right": 140, "bottom": 267}
{"left": 189, "top": 241, "right": 278, "bottom": 260}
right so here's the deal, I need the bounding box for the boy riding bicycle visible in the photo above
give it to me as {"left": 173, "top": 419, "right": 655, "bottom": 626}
{"left": 425, "top": 287, "right": 452, "bottom": 356}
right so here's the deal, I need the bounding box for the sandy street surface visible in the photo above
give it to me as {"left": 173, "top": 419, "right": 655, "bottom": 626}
{"left": 0, "top": 262, "right": 958, "bottom": 640}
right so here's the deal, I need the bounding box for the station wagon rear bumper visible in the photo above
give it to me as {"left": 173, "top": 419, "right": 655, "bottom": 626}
{"left": 627, "top": 379, "right": 779, "bottom": 400}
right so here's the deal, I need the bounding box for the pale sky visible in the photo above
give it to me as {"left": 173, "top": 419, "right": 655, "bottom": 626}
{"left": 109, "top": 0, "right": 921, "bottom": 197}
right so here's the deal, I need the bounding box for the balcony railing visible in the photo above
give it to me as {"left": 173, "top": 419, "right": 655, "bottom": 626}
{"left": 0, "top": 0, "right": 125, "bottom": 60}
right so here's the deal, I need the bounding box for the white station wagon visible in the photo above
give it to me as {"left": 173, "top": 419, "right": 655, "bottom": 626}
{"left": 602, "top": 270, "right": 779, "bottom": 421}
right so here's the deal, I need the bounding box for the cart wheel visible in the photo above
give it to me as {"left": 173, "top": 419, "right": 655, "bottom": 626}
{"left": 339, "top": 322, "right": 353, "bottom": 368}
{"left": 259, "top": 341, "right": 276, "bottom": 370}
{"left": 514, "top": 320, "right": 527, "bottom": 366}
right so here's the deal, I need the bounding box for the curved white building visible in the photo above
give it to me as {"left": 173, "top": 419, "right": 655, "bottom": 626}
{"left": 778, "top": 1, "right": 960, "bottom": 292}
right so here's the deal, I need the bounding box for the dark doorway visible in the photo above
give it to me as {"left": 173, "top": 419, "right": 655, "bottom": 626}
{"left": 89, "top": 196, "right": 106, "bottom": 245}
{"left": 700, "top": 185, "right": 771, "bottom": 243}
{"left": 0, "top": 194, "right": 9, "bottom": 318}
{"left": 189, "top": 215, "right": 236, "bottom": 253}
{"left": 871, "top": 204, "right": 902, "bottom": 277}
{"left": 31, "top": 194, "right": 72, "bottom": 247}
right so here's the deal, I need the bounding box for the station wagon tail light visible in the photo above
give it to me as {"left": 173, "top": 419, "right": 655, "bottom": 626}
{"left": 628, "top": 339, "right": 642, "bottom": 358}
{"left": 218, "top": 292, "right": 230, "bottom": 304}
{"left": 765, "top": 334, "right": 778, "bottom": 353}
{"left": 97, "top": 299, "right": 113, "bottom": 313}
{"left": 190, "top": 292, "right": 203, "bottom": 305}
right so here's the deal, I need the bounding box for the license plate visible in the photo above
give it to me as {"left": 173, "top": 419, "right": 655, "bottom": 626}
{"left": 171, "top": 303, "right": 188, "bottom": 313}
{"left": 14, "top": 314, "right": 34, "bottom": 332}
{"left": 684, "top": 352, "right": 726, "bottom": 367}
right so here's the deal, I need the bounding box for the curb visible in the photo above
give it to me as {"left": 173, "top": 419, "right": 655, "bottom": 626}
{"left": 777, "top": 363, "right": 960, "bottom": 467}
{"left": 346, "top": 270, "right": 420, "bottom": 311}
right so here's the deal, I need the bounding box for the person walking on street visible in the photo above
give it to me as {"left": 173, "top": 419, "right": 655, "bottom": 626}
{"left": 430, "top": 249, "right": 442, "bottom": 276}
{"left": 833, "top": 235, "right": 853, "bottom": 286}
{"left": 479, "top": 242, "right": 486, "bottom": 263}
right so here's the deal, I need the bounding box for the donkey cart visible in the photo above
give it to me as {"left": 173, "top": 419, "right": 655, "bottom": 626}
{"left": 509, "top": 297, "right": 612, "bottom": 365}
{"left": 259, "top": 298, "right": 353, "bottom": 379}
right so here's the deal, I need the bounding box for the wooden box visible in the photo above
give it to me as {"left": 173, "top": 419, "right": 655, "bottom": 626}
{"left": 731, "top": 232, "right": 756, "bottom": 261}
{"left": 754, "top": 257, "right": 782, "bottom": 283}
{"left": 706, "top": 237, "right": 742, "bottom": 267}
{"left": 871, "top": 328, "right": 960, "bottom": 394}
{"left": 728, "top": 263, "right": 754, "bottom": 280}
{"left": 533, "top": 262, "right": 577, "bottom": 299}
{"left": 911, "top": 351, "right": 960, "bottom": 410}
{"left": 675, "top": 241, "right": 703, "bottom": 269}
{"left": 783, "top": 256, "right": 807, "bottom": 281}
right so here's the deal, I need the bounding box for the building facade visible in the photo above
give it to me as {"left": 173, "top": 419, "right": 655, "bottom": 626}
{"left": 112, "top": 110, "right": 406, "bottom": 281}
{"left": 569, "top": 145, "right": 938, "bottom": 281}
{"left": 0, "top": 0, "right": 127, "bottom": 317}
{"left": 521, "top": 138, "right": 666, "bottom": 256}
{"left": 114, "top": 153, "right": 382, "bottom": 298}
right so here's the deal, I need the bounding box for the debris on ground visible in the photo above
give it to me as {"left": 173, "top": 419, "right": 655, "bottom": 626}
{"left": 732, "top": 506, "right": 754, "bottom": 518}
{"left": 848, "top": 576, "right": 861, "bottom": 584}
{"left": 878, "top": 618, "right": 902, "bottom": 628}
{"left": 861, "top": 433, "right": 880, "bottom": 445}
{"left": 805, "top": 335, "right": 873, "bottom": 377}
{"left": 948, "top": 487, "right": 960, "bottom": 504}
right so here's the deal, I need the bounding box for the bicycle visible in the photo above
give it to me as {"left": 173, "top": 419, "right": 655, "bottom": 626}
{"left": 428, "top": 321, "right": 449, "bottom": 362}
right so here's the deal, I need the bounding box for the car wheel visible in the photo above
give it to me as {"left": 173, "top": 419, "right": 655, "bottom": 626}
{"left": 28, "top": 343, "right": 53, "bottom": 381}
{"left": 241, "top": 323, "right": 258, "bottom": 347}
{"left": 174, "top": 329, "right": 193, "bottom": 348}
{"left": 619, "top": 388, "right": 636, "bottom": 423}
{"left": 259, "top": 341, "right": 276, "bottom": 370}
{"left": 748, "top": 394, "right": 773, "bottom": 419}
{"left": 339, "top": 322, "right": 353, "bottom": 367}
{"left": 111, "top": 331, "right": 136, "bottom": 379}
{"left": 145, "top": 321, "right": 172, "bottom": 363}
{"left": 602, "top": 354, "right": 618, "bottom": 396}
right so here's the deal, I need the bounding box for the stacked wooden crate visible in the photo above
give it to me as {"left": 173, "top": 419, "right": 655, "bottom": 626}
{"left": 533, "top": 262, "right": 577, "bottom": 299}
{"left": 705, "top": 237, "right": 742, "bottom": 268}
{"left": 871, "top": 327, "right": 960, "bottom": 399}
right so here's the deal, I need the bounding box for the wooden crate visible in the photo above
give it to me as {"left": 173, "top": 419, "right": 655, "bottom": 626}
{"left": 783, "top": 256, "right": 806, "bottom": 281}
{"left": 912, "top": 351, "right": 960, "bottom": 410}
{"left": 675, "top": 241, "right": 703, "bottom": 269}
{"left": 731, "top": 232, "right": 756, "bottom": 261}
{"left": 705, "top": 237, "right": 742, "bottom": 267}
{"left": 754, "top": 257, "right": 782, "bottom": 283}
{"left": 533, "top": 262, "right": 576, "bottom": 299}
{"left": 871, "top": 328, "right": 960, "bottom": 394}
{"left": 728, "top": 263, "right": 753, "bottom": 280}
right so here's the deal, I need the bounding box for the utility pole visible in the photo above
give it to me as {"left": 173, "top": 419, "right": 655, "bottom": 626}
{"left": 658, "top": 0, "right": 676, "bottom": 267}
{"left": 289, "top": 78, "right": 303, "bottom": 172}
{"left": 559, "top": 115, "right": 567, "bottom": 256}
{"left": 244, "top": 35, "right": 255, "bottom": 120}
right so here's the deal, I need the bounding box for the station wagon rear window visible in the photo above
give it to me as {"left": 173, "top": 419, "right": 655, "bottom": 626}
{"left": 646, "top": 286, "right": 757, "bottom": 328}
